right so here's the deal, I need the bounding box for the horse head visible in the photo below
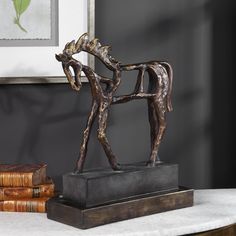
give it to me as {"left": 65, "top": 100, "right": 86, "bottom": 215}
{"left": 56, "top": 47, "right": 83, "bottom": 92}
{"left": 56, "top": 33, "right": 122, "bottom": 94}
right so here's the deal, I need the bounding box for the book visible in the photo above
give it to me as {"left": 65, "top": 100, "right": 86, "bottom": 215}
{"left": 0, "top": 182, "right": 54, "bottom": 201}
{"left": 0, "top": 164, "right": 47, "bottom": 187}
{"left": 0, "top": 197, "right": 49, "bottom": 213}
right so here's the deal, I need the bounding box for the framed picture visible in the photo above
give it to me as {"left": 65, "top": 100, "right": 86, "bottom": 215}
{"left": 0, "top": 0, "right": 95, "bottom": 84}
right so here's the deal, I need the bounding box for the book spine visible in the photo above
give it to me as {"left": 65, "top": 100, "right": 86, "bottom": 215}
{"left": 0, "top": 198, "right": 49, "bottom": 213}
{"left": 0, "top": 184, "right": 54, "bottom": 200}
{"left": 0, "top": 172, "right": 33, "bottom": 187}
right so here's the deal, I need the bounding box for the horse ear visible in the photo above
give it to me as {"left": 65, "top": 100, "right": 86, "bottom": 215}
{"left": 55, "top": 54, "right": 62, "bottom": 61}
{"left": 67, "top": 40, "right": 76, "bottom": 51}
{"left": 76, "top": 33, "right": 89, "bottom": 50}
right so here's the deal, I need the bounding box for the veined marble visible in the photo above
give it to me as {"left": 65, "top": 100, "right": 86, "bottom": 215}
{"left": 1, "top": 189, "right": 236, "bottom": 236}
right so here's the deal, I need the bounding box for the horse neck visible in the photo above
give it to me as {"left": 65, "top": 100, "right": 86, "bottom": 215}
{"left": 83, "top": 50, "right": 120, "bottom": 71}
{"left": 82, "top": 66, "right": 104, "bottom": 96}
{"left": 82, "top": 65, "right": 97, "bottom": 81}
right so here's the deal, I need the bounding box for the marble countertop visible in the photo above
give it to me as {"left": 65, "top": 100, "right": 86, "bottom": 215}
{"left": 1, "top": 189, "right": 236, "bottom": 236}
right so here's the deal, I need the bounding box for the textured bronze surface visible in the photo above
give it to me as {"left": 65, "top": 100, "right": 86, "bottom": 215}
{"left": 47, "top": 187, "right": 193, "bottom": 229}
{"left": 56, "top": 33, "right": 173, "bottom": 173}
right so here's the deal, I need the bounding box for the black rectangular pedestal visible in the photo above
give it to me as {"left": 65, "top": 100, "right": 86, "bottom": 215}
{"left": 63, "top": 163, "right": 178, "bottom": 208}
{"left": 47, "top": 187, "right": 193, "bottom": 229}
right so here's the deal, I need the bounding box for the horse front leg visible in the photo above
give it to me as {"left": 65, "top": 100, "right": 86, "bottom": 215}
{"left": 75, "top": 101, "right": 98, "bottom": 173}
{"left": 134, "top": 68, "right": 145, "bottom": 93}
{"left": 97, "top": 103, "right": 121, "bottom": 171}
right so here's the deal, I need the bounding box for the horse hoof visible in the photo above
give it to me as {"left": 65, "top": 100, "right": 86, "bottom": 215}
{"left": 146, "top": 160, "right": 162, "bottom": 167}
{"left": 73, "top": 168, "right": 83, "bottom": 174}
{"left": 146, "top": 161, "right": 155, "bottom": 167}
{"left": 112, "top": 163, "right": 122, "bottom": 171}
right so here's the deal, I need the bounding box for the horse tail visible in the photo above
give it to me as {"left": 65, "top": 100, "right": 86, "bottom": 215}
{"left": 160, "top": 62, "right": 173, "bottom": 112}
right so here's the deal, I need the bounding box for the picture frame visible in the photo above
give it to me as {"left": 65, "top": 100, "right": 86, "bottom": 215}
{"left": 0, "top": 0, "right": 95, "bottom": 84}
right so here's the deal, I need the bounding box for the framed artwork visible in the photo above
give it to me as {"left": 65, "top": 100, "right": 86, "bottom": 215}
{"left": 0, "top": 0, "right": 95, "bottom": 84}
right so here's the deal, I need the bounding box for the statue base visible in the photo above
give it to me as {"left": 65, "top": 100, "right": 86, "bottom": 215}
{"left": 47, "top": 163, "right": 193, "bottom": 229}
{"left": 47, "top": 187, "right": 193, "bottom": 229}
{"left": 63, "top": 162, "right": 179, "bottom": 208}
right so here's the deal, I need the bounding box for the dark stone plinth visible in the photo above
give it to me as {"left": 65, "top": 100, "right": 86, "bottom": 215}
{"left": 47, "top": 187, "right": 194, "bottom": 229}
{"left": 63, "top": 163, "right": 178, "bottom": 208}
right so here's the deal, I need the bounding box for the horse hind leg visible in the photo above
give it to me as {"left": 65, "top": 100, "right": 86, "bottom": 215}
{"left": 147, "top": 99, "right": 156, "bottom": 154}
{"left": 147, "top": 98, "right": 166, "bottom": 166}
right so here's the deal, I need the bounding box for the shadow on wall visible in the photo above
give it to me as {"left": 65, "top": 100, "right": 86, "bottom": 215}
{"left": 0, "top": 84, "right": 104, "bottom": 190}
{"left": 96, "top": 0, "right": 212, "bottom": 188}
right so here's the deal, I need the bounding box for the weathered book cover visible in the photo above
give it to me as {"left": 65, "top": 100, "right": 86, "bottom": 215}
{"left": 0, "top": 164, "right": 47, "bottom": 187}
{"left": 0, "top": 197, "right": 49, "bottom": 213}
{"left": 0, "top": 182, "right": 54, "bottom": 201}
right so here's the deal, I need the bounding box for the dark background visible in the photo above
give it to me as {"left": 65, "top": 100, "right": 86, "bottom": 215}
{"left": 0, "top": 0, "right": 235, "bottom": 190}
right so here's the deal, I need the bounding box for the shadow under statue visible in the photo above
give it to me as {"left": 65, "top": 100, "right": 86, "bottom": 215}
{"left": 47, "top": 33, "right": 193, "bottom": 229}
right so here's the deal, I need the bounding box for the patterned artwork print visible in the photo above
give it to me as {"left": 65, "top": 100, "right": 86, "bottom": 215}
{"left": 13, "top": 0, "right": 31, "bottom": 33}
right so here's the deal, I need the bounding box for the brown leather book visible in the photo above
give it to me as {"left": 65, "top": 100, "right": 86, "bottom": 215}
{"left": 0, "top": 197, "right": 49, "bottom": 213}
{"left": 0, "top": 182, "right": 55, "bottom": 200}
{"left": 0, "top": 164, "right": 47, "bottom": 187}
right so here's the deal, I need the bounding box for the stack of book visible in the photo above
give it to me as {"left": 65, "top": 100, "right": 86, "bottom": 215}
{"left": 0, "top": 164, "right": 54, "bottom": 213}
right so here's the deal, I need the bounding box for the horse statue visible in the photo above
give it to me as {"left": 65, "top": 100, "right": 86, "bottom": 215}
{"left": 56, "top": 33, "right": 173, "bottom": 173}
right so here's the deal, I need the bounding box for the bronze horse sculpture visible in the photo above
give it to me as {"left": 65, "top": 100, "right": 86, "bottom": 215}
{"left": 56, "top": 33, "right": 173, "bottom": 173}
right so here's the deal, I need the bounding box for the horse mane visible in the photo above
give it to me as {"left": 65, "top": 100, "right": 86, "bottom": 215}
{"left": 63, "top": 33, "right": 120, "bottom": 71}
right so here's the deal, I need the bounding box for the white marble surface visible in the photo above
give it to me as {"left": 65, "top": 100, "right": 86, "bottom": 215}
{"left": 1, "top": 189, "right": 236, "bottom": 236}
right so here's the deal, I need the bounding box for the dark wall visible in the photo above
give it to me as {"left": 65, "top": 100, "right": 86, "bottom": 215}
{"left": 95, "top": 0, "right": 212, "bottom": 189}
{"left": 211, "top": 0, "right": 236, "bottom": 188}
{"left": 0, "top": 0, "right": 234, "bottom": 190}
